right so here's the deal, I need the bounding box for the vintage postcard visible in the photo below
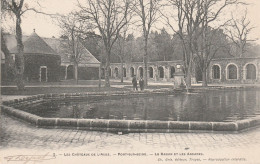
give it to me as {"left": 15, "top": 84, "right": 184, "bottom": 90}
{"left": 1, "top": 0, "right": 260, "bottom": 163}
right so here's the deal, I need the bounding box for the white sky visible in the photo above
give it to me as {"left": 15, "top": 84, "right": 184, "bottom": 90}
{"left": 4, "top": 0, "right": 260, "bottom": 44}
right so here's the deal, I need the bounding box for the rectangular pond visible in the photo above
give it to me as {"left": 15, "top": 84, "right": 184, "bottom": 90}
{"left": 20, "top": 89, "right": 260, "bottom": 122}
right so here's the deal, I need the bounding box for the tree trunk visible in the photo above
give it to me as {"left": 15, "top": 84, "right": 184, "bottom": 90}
{"left": 202, "top": 68, "right": 208, "bottom": 87}
{"left": 120, "top": 58, "right": 124, "bottom": 83}
{"left": 143, "top": 38, "right": 148, "bottom": 87}
{"left": 240, "top": 46, "right": 243, "bottom": 58}
{"left": 15, "top": 16, "right": 25, "bottom": 90}
{"left": 105, "top": 50, "right": 110, "bottom": 87}
{"left": 185, "top": 55, "right": 193, "bottom": 89}
{"left": 185, "top": 70, "right": 192, "bottom": 89}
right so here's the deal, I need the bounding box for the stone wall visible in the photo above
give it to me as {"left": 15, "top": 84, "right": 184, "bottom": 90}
{"left": 109, "top": 61, "right": 184, "bottom": 82}
{"left": 208, "top": 57, "right": 260, "bottom": 84}
{"left": 24, "top": 54, "right": 61, "bottom": 82}
{"left": 110, "top": 57, "right": 260, "bottom": 84}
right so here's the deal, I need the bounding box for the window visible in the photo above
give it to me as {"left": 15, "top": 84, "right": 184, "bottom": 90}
{"left": 101, "top": 68, "right": 105, "bottom": 79}
{"left": 138, "top": 67, "right": 143, "bottom": 78}
{"left": 170, "top": 66, "right": 175, "bottom": 78}
{"left": 246, "top": 64, "right": 256, "bottom": 80}
{"left": 123, "top": 68, "right": 126, "bottom": 77}
{"left": 130, "top": 67, "right": 134, "bottom": 77}
{"left": 227, "top": 64, "right": 237, "bottom": 79}
{"left": 148, "top": 67, "right": 153, "bottom": 78}
{"left": 158, "top": 66, "right": 164, "bottom": 78}
{"left": 212, "top": 65, "right": 220, "bottom": 79}
{"left": 108, "top": 67, "right": 112, "bottom": 77}
{"left": 114, "top": 68, "right": 119, "bottom": 77}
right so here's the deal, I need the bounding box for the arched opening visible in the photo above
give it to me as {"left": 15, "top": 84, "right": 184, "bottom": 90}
{"left": 130, "top": 67, "right": 134, "bottom": 77}
{"left": 114, "top": 67, "right": 119, "bottom": 77}
{"left": 246, "top": 64, "right": 256, "bottom": 79}
{"left": 195, "top": 64, "right": 202, "bottom": 82}
{"left": 212, "top": 65, "right": 220, "bottom": 79}
{"left": 108, "top": 67, "right": 112, "bottom": 77}
{"left": 123, "top": 67, "right": 126, "bottom": 77}
{"left": 67, "top": 65, "right": 74, "bottom": 79}
{"left": 158, "top": 66, "right": 164, "bottom": 78}
{"left": 148, "top": 67, "right": 153, "bottom": 78}
{"left": 170, "top": 66, "right": 175, "bottom": 78}
{"left": 138, "top": 67, "right": 143, "bottom": 78}
{"left": 101, "top": 68, "right": 105, "bottom": 79}
{"left": 227, "top": 64, "right": 238, "bottom": 79}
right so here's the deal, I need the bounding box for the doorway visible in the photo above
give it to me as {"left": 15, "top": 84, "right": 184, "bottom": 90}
{"left": 40, "top": 66, "right": 47, "bottom": 82}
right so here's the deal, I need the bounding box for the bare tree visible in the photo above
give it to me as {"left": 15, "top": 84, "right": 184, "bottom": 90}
{"left": 2, "top": 0, "right": 27, "bottom": 90}
{"left": 195, "top": 27, "right": 230, "bottom": 86}
{"left": 112, "top": 25, "right": 132, "bottom": 83}
{"left": 162, "top": 0, "right": 238, "bottom": 88}
{"left": 195, "top": 0, "right": 238, "bottom": 87}
{"left": 57, "top": 12, "right": 92, "bottom": 84}
{"left": 1, "top": 0, "right": 55, "bottom": 90}
{"left": 132, "top": 0, "right": 162, "bottom": 87}
{"left": 77, "top": 0, "right": 133, "bottom": 87}
{"left": 1, "top": 2, "right": 12, "bottom": 78}
{"left": 1, "top": 29, "right": 16, "bottom": 82}
{"left": 161, "top": 0, "right": 203, "bottom": 89}
{"left": 226, "top": 9, "right": 257, "bottom": 58}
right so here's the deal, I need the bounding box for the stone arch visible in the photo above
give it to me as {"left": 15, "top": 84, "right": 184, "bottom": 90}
{"left": 170, "top": 66, "right": 175, "bottom": 78}
{"left": 158, "top": 66, "right": 164, "bottom": 78}
{"left": 101, "top": 68, "right": 105, "bottom": 79}
{"left": 212, "top": 64, "right": 221, "bottom": 79}
{"left": 67, "top": 65, "right": 74, "bottom": 79}
{"left": 108, "top": 67, "right": 112, "bottom": 77}
{"left": 130, "top": 67, "right": 134, "bottom": 77}
{"left": 138, "top": 67, "right": 143, "bottom": 78}
{"left": 226, "top": 63, "right": 238, "bottom": 80}
{"left": 148, "top": 67, "right": 153, "bottom": 78}
{"left": 114, "top": 67, "right": 119, "bottom": 78}
{"left": 123, "top": 67, "right": 126, "bottom": 77}
{"left": 245, "top": 63, "right": 257, "bottom": 80}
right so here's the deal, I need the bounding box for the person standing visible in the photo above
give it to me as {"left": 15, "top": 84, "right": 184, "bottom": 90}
{"left": 139, "top": 76, "right": 144, "bottom": 91}
{"left": 132, "top": 75, "right": 138, "bottom": 91}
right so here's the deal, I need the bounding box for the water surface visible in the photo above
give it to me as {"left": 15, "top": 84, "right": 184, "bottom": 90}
{"left": 22, "top": 89, "right": 260, "bottom": 122}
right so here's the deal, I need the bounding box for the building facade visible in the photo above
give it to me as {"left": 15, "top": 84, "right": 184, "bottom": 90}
{"left": 108, "top": 60, "right": 189, "bottom": 82}
{"left": 109, "top": 57, "right": 260, "bottom": 84}
{"left": 1, "top": 32, "right": 100, "bottom": 83}
{"left": 1, "top": 32, "right": 61, "bottom": 83}
{"left": 44, "top": 37, "right": 100, "bottom": 80}
{"left": 208, "top": 57, "right": 260, "bottom": 84}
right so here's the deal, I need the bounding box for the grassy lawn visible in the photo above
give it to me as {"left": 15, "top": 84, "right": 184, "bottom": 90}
{"left": 1, "top": 79, "right": 176, "bottom": 95}
{"left": 1, "top": 79, "right": 132, "bottom": 86}
{"left": 1, "top": 86, "right": 129, "bottom": 95}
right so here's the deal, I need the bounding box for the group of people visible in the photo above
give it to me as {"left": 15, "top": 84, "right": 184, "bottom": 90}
{"left": 132, "top": 75, "right": 144, "bottom": 91}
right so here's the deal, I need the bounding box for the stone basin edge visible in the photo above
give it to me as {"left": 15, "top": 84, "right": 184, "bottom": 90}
{"left": 1, "top": 104, "right": 260, "bottom": 133}
{"left": 1, "top": 88, "right": 259, "bottom": 133}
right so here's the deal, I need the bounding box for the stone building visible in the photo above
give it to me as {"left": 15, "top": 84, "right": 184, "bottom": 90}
{"left": 43, "top": 37, "right": 100, "bottom": 80}
{"left": 1, "top": 31, "right": 61, "bottom": 82}
{"left": 1, "top": 31, "right": 100, "bottom": 82}
{"left": 109, "top": 57, "right": 260, "bottom": 84}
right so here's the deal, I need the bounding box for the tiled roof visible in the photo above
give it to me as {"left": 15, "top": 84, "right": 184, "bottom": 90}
{"left": 2, "top": 33, "right": 100, "bottom": 64}
{"left": 43, "top": 38, "right": 100, "bottom": 64}
{"left": 9, "top": 32, "right": 56, "bottom": 55}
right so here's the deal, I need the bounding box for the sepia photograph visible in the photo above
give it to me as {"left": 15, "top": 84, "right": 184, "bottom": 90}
{"left": 1, "top": 0, "right": 260, "bottom": 163}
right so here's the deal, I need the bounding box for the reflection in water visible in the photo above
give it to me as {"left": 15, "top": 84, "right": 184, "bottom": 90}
{"left": 23, "top": 89, "right": 260, "bottom": 122}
